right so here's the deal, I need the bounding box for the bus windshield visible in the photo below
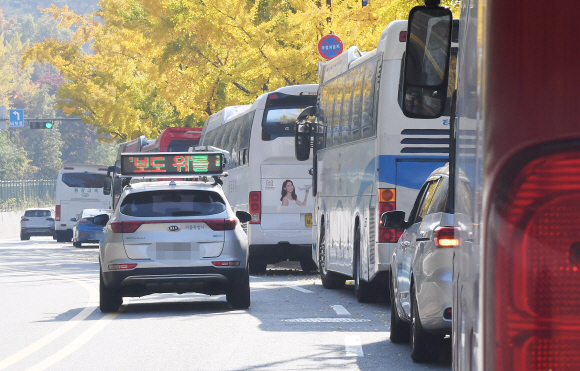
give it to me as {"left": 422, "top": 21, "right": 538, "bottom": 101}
{"left": 262, "top": 93, "right": 317, "bottom": 141}
{"left": 61, "top": 173, "right": 107, "bottom": 188}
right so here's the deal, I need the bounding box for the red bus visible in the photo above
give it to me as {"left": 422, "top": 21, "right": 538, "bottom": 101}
{"left": 141, "top": 127, "right": 202, "bottom": 152}
{"left": 399, "top": 1, "right": 580, "bottom": 370}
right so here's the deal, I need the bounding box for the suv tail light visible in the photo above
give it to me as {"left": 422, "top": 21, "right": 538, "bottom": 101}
{"left": 378, "top": 188, "right": 401, "bottom": 242}
{"left": 110, "top": 221, "right": 142, "bottom": 233}
{"left": 55, "top": 205, "right": 61, "bottom": 221}
{"left": 79, "top": 218, "right": 91, "bottom": 224}
{"left": 204, "top": 219, "right": 237, "bottom": 231}
{"left": 434, "top": 226, "right": 460, "bottom": 247}
{"left": 21, "top": 218, "right": 29, "bottom": 221}
{"left": 487, "top": 147, "right": 580, "bottom": 371}
{"left": 249, "top": 191, "right": 261, "bottom": 224}
{"left": 46, "top": 218, "right": 55, "bottom": 221}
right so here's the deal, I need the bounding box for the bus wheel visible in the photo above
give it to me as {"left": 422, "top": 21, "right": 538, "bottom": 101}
{"left": 300, "top": 258, "right": 318, "bottom": 273}
{"left": 56, "top": 231, "right": 64, "bottom": 243}
{"left": 410, "top": 285, "right": 441, "bottom": 362}
{"left": 249, "top": 262, "right": 267, "bottom": 275}
{"left": 319, "top": 227, "right": 345, "bottom": 289}
{"left": 353, "top": 227, "right": 378, "bottom": 303}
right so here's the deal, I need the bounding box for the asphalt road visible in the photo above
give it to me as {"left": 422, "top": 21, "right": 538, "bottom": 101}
{"left": 0, "top": 237, "right": 451, "bottom": 371}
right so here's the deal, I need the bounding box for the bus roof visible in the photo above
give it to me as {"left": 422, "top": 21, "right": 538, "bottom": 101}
{"left": 141, "top": 127, "right": 202, "bottom": 152}
{"left": 58, "top": 164, "right": 109, "bottom": 173}
{"left": 246, "top": 84, "right": 318, "bottom": 112}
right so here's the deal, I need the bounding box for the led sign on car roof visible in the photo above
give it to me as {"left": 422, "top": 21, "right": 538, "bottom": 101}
{"left": 120, "top": 152, "right": 223, "bottom": 177}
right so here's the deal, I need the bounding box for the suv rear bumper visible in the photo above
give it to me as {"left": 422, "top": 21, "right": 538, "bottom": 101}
{"left": 102, "top": 266, "right": 247, "bottom": 296}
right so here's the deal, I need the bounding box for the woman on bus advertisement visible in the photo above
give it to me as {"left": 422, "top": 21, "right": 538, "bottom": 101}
{"left": 280, "top": 180, "right": 309, "bottom": 206}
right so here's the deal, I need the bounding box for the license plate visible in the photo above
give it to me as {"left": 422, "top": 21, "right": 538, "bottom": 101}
{"left": 305, "top": 214, "right": 312, "bottom": 227}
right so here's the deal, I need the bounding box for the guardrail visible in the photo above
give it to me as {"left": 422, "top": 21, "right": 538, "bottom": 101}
{"left": 0, "top": 180, "right": 56, "bottom": 211}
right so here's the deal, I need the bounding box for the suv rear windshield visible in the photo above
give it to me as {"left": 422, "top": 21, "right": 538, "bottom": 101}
{"left": 61, "top": 173, "right": 107, "bottom": 188}
{"left": 24, "top": 210, "right": 51, "bottom": 217}
{"left": 262, "top": 93, "right": 317, "bottom": 141}
{"left": 120, "top": 190, "right": 227, "bottom": 217}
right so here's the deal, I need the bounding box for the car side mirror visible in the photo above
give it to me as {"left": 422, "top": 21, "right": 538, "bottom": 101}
{"left": 381, "top": 210, "right": 407, "bottom": 229}
{"left": 236, "top": 211, "right": 252, "bottom": 224}
{"left": 70, "top": 218, "right": 77, "bottom": 222}
{"left": 103, "top": 176, "right": 112, "bottom": 195}
{"left": 93, "top": 214, "right": 110, "bottom": 226}
{"left": 400, "top": 5, "right": 453, "bottom": 118}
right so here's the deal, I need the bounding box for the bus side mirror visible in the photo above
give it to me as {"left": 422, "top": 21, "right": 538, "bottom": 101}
{"left": 400, "top": 5, "right": 453, "bottom": 119}
{"left": 295, "top": 106, "right": 317, "bottom": 162}
{"left": 103, "top": 176, "right": 112, "bottom": 195}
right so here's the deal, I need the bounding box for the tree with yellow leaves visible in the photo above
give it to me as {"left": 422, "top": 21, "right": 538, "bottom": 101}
{"left": 22, "top": 0, "right": 459, "bottom": 140}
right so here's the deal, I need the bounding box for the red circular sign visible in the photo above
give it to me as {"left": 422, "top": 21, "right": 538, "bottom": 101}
{"left": 318, "top": 34, "right": 344, "bottom": 60}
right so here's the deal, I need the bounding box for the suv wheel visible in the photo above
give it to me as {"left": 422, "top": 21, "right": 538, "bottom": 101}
{"left": 319, "top": 226, "right": 346, "bottom": 289}
{"left": 389, "top": 272, "right": 410, "bottom": 343}
{"left": 353, "top": 227, "right": 377, "bottom": 303}
{"left": 20, "top": 232, "right": 30, "bottom": 241}
{"left": 73, "top": 241, "right": 82, "bottom": 248}
{"left": 410, "top": 285, "right": 440, "bottom": 362}
{"left": 227, "top": 269, "right": 251, "bottom": 309}
{"left": 100, "top": 272, "right": 122, "bottom": 313}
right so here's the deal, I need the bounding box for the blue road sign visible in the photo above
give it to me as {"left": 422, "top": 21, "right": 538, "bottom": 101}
{"left": 318, "top": 34, "right": 344, "bottom": 61}
{"left": 9, "top": 109, "right": 24, "bottom": 128}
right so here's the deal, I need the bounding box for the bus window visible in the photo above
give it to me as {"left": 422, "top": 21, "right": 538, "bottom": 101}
{"left": 239, "top": 111, "right": 253, "bottom": 165}
{"left": 228, "top": 117, "right": 243, "bottom": 169}
{"left": 351, "top": 66, "right": 363, "bottom": 142}
{"left": 61, "top": 173, "right": 107, "bottom": 188}
{"left": 332, "top": 78, "right": 342, "bottom": 146}
{"left": 342, "top": 70, "right": 356, "bottom": 143}
{"left": 361, "top": 60, "right": 377, "bottom": 138}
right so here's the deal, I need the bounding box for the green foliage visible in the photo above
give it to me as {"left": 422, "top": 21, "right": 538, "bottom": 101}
{"left": 0, "top": 131, "right": 28, "bottom": 180}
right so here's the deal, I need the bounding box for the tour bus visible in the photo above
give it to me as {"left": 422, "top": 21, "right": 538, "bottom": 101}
{"left": 398, "top": 2, "right": 580, "bottom": 370}
{"left": 54, "top": 164, "right": 112, "bottom": 242}
{"left": 200, "top": 85, "right": 318, "bottom": 274}
{"left": 294, "top": 20, "right": 457, "bottom": 302}
{"left": 141, "top": 126, "right": 203, "bottom": 153}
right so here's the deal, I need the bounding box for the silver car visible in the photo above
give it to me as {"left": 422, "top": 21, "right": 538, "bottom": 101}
{"left": 94, "top": 180, "right": 252, "bottom": 313}
{"left": 20, "top": 208, "right": 55, "bottom": 240}
{"left": 382, "top": 164, "right": 471, "bottom": 363}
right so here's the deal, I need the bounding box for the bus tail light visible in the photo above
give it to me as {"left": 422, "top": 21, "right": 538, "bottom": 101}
{"left": 434, "top": 227, "right": 460, "bottom": 247}
{"left": 249, "top": 191, "right": 261, "bottom": 224}
{"left": 55, "top": 205, "right": 61, "bottom": 221}
{"left": 378, "top": 188, "right": 399, "bottom": 242}
{"left": 488, "top": 148, "right": 580, "bottom": 371}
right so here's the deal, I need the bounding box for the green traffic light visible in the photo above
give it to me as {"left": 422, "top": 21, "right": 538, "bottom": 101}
{"left": 45, "top": 122, "right": 53, "bottom": 129}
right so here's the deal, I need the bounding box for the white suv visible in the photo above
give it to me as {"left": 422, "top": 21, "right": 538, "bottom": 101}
{"left": 94, "top": 180, "right": 252, "bottom": 312}
{"left": 20, "top": 208, "right": 55, "bottom": 240}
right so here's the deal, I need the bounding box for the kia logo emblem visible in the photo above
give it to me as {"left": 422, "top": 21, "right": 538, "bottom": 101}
{"left": 168, "top": 225, "right": 180, "bottom": 232}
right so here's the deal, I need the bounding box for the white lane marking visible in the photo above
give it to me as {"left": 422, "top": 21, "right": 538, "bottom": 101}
{"left": 344, "top": 335, "right": 364, "bottom": 357}
{"left": 0, "top": 280, "right": 98, "bottom": 371}
{"left": 331, "top": 305, "right": 351, "bottom": 316}
{"left": 25, "top": 306, "right": 124, "bottom": 371}
{"left": 289, "top": 286, "right": 314, "bottom": 294}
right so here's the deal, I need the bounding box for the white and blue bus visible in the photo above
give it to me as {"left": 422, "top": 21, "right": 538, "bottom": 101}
{"left": 295, "top": 20, "right": 457, "bottom": 302}
{"left": 200, "top": 85, "right": 318, "bottom": 274}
